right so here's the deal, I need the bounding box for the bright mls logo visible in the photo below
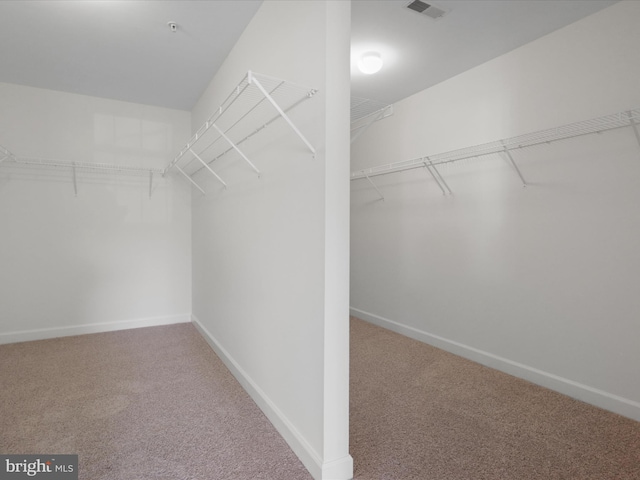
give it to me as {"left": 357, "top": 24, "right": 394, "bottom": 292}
{"left": 0, "top": 455, "right": 77, "bottom": 479}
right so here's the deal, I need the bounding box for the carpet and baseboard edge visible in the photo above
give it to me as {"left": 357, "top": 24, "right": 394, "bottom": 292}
{"left": 350, "top": 307, "right": 640, "bottom": 423}
{"left": 0, "top": 314, "right": 192, "bottom": 345}
{"left": 191, "top": 315, "right": 352, "bottom": 480}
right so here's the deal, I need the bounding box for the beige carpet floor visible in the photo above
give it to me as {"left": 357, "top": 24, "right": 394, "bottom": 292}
{"left": 350, "top": 316, "right": 640, "bottom": 479}
{"left": 3, "top": 319, "right": 640, "bottom": 479}
{"left": 0, "top": 323, "right": 312, "bottom": 479}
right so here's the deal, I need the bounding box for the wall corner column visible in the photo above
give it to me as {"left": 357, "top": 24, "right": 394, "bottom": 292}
{"left": 322, "top": 1, "right": 353, "bottom": 479}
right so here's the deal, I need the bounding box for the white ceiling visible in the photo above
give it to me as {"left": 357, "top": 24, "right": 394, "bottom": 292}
{"left": 0, "top": 0, "right": 262, "bottom": 111}
{"left": 351, "top": 0, "right": 618, "bottom": 104}
{"left": 0, "top": 1, "right": 619, "bottom": 111}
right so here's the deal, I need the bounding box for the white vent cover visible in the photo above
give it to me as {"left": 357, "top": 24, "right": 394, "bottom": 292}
{"left": 405, "top": 0, "right": 449, "bottom": 20}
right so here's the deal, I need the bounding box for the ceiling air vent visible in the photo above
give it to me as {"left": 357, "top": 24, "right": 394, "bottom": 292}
{"left": 405, "top": 0, "right": 448, "bottom": 20}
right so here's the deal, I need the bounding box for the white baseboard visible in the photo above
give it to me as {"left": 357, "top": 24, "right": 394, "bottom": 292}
{"left": 192, "top": 315, "right": 349, "bottom": 480}
{"left": 0, "top": 314, "right": 191, "bottom": 345}
{"left": 321, "top": 456, "right": 354, "bottom": 480}
{"left": 350, "top": 307, "right": 640, "bottom": 423}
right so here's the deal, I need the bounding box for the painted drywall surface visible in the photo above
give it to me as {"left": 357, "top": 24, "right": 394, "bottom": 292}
{"left": 351, "top": 0, "right": 640, "bottom": 418}
{"left": 322, "top": 0, "right": 352, "bottom": 472}
{"left": 0, "top": 82, "right": 192, "bottom": 339}
{"left": 190, "top": 1, "right": 351, "bottom": 479}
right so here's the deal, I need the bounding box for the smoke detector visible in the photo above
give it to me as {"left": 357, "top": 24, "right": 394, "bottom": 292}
{"left": 405, "top": 1, "right": 449, "bottom": 20}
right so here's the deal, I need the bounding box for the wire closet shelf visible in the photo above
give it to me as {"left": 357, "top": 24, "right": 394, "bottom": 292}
{"left": 0, "top": 143, "right": 16, "bottom": 165}
{"left": 165, "top": 71, "right": 317, "bottom": 194}
{"left": 351, "top": 108, "right": 640, "bottom": 199}
{"left": 351, "top": 96, "right": 393, "bottom": 144}
{"left": 0, "top": 143, "right": 165, "bottom": 197}
{"left": 0, "top": 71, "right": 317, "bottom": 197}
{"left": 1, "top": 134, "right": 164, "bottom": 177}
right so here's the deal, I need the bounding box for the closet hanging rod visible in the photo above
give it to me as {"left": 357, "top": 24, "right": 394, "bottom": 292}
{"left": 351, "top": 108, "right": 640, "bottom": 181}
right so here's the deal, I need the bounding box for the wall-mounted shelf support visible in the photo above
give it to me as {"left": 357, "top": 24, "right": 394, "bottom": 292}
{"left": 627, "top": 111, "right": 640, "bottom": 154}
{"left": 423, "top": 162, "right": 445, "bottom": 195}
{"left": 165, "top": 71, "right": 317, "bottom": 194}
{"left": 351, "top": 107, "right": 640, "bottom": 197}
{"left": 423, "top": 157, "right": 453, "bottom": 195}
{"left": 189, "top": 148, "right": 227, "bottom": 188}
{"left": 0, "top": 144, "right": 16, "bottom": 165}
{"left": 501, "top": 144, "right": 527, "bottom": 187}
{"left": 427, "top": 158, "right": 452, "bottom": 195}
{"left": 210, "top": 124, "right": 260, "bottom": 177}
{"left": 365, "top": 174, "right": 385, "bottom": 201}
{"left": 248, "top": 72, "right": 316, "bottom": 156}
{"left": 175, "top": 165, "right": 205, "bottom": 195}
{"left": 72, "top": 163, "right": 78, "bottom": 196}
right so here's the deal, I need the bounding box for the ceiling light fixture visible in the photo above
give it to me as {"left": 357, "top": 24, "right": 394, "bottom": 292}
{"left": 358, "top": 51, "right": 383, "bottom": 75}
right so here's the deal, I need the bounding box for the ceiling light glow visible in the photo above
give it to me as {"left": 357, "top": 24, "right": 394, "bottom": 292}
{"left": 358, "top": 52, "right": 383, "bottom": 75}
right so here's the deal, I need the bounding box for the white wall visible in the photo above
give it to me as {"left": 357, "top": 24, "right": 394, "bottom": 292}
{"left": 0, "top": 83, "right": 192, "bottom": 342}
{"left": 351, "top": 0, "right": 640, "bottom": 421}
{"left": 190, "top": 1, "right": 352, "bottom": 479}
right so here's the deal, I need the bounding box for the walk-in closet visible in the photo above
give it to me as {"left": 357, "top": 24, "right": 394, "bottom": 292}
{"left": 2, "top": 1, "right": 640, "bottom": 479}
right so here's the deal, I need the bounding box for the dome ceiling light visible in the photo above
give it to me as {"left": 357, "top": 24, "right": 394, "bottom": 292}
{"left": 358, "top": 51, "right": 383, "bottom": 75}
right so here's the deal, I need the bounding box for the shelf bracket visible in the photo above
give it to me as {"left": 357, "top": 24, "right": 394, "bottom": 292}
{"left": 364, "top": 174, "right": 385, "bottom": 201}
{"left": 189, "top": 148, "right": 228, "bottom": 188}
{"left": 422, "top": 160, "right": 446, "bottom": 195}
{"left": 502, "top": 147, "right": 527, "bottom": 187}
{"left": 0, "top": 144, "right": 13, "bottom": 164}
{"left": 175, "top": 164, "right": 206, "bottom": 195}
{"left": 211, "top": 123, "right": 261, "bottom": 177}
{"left": 72, "top": 163, "right": 78, "bottom": 197}
{"left": 627, "top": 111, "right": 640, "bottom": 154}
{"left": 249, "top": 72, "right": 316, "bottom": 155}
{"left": 427, "top": 158, "right": 452, "bottom": 194}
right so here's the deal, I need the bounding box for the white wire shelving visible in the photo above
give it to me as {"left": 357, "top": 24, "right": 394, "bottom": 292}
{"left": 0, "top": 143, "right": 164, "bottom": 197}
{"left": 351, "top": 96, "right": 393, "bottom": 144}
{"left": 165, "top": 71, "right": 317, "bottom": 194}
{"left": 1, "top": 71, "right": 318, "bottom": 197}
{"left": 351, "top": 108, "right": 640, "bottom": 200}
{"left": 0, "top": 143, "right": 16, "bottom": 165}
